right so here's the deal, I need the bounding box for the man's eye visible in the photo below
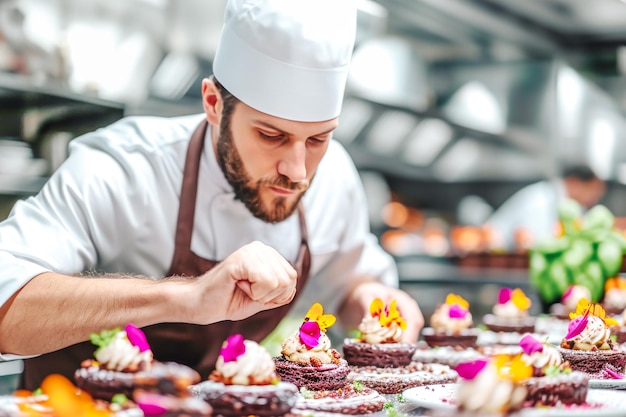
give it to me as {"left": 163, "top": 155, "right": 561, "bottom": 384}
{"left": 259, "top": 132, "right": 283, "bottom": 140}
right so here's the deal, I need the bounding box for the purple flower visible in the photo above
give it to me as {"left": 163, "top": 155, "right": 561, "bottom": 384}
{"left": 604, "top": 366, "right": 624, "bottom": 380}
{"left": 300, "top": 320, "right": 321, "bottom": 349}
{"left": 220, "top": 334, "right": 246, "bottom": 363}
{"left": 565, "top": 310, "right": 590, "bottom": 340}
{"left": 125, "top": 324, "right": 151, "bottom": 352}
{"left": 448, "top": 303, "right": 468, "bottom": 319}
{"left": 498, "top": 288, "right": 512, "bottom": 305}
{"left": 456, "top": 359, "right": 488, "bottom": 380}
{"left": 135, "top": 392, "right": 169, "bottom": 416}
{"left": 519, "top": 334, "right": 544, "bottom": 355}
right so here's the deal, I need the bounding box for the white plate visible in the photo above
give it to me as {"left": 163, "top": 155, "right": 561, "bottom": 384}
{"left": 403, "top": 383, "right": 626, "bottom": 417}
{"left": 589, "top": 379, "right": 626, "bottom": 390}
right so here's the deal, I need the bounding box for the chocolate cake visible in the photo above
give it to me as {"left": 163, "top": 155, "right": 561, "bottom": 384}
{"left": 189, "top": 381, "right": 298, "bottom": 417}
{"left": 421, "top": 327, "right": 479, "bottom": 349}
{"left": 273, "top": 357, "right": 350, "bottom": 391}
{"left": 558, "top": 348, "right": 626, "bottom": 375}
{"left": 346, "top": 361, "right": 458, "bottom": 394}
{"left": 481, "top": 314, "right": 536, "bottom": 334}
{"left": 524, "top": 371, "right": 589, "bottom": 406}
{"left": 292, "top": 384, "right": 385, "bottom": 415}
{"left": 133, "top": 391, "right": 212, "bottom": 417}
{"left": 342, "top": 338, "right": 415, "bottom": 367}
{"left": 75, "top": 360, "right": 201, "bottom": 401}
{"left": 411, "top": 343, "right": 484, "bottom": 368}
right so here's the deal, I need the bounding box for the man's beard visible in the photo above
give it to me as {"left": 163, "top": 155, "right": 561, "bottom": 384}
{"left": 216, "top": 121, "right": 308, "bottom": 223}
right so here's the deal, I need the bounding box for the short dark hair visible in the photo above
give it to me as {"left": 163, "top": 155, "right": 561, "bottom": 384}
{"left": 211, "top": 75, "right": 239, "bottom": 121}
{"left": 561, "top": 164, "right": 599, "bottom": 182}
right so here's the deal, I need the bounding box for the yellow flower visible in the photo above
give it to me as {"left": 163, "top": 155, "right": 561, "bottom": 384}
{"left": 570, "top": 298, "right": 619, "bottom": 327}
{"left": 304, "top": 303, "right": 336, "bottom": 332}
{"left": 511, "top": 288, "right": 531, "bottom": 311}
{"left": 494, "top": 354, "right": 532, "bottom": 383}
{"left": 369, "top": 298, "right": 407, "bottom": 330}
{"left": 445, "top": 294, "right": 469, "bottom": 310}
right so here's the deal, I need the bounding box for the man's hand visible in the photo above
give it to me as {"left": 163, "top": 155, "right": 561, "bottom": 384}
{"left": 339, "top": 281, "right": 424, "bottom": 343}
{"left": 186, "top": 241, "right": 298, "bottom": 324}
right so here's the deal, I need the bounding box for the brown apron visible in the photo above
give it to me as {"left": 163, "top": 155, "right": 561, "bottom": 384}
{"left": 21, "top": 121, "right": 311, "bottom": 389}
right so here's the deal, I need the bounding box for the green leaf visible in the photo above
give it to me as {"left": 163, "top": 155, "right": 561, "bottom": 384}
{"left": 583, "top": 204, "right": 614, "bottom": 231}
{"left": 299, "top": 387, "right": 314, "bottom": 399}
{"left": 352, "top": 380, "right": 364, "bottom": 392}
{"left": 111, "top": 393, "right": 128, "bottom": 405}
{"left": 89, "top": 327, "right": 122, "bottom": 348}
{"left": 562, "top": 239, "right": 593, "bottom": 270}
{"left": 597, "top": 240, "right": 623, "bottom": 277}
{"left": 532, "top": 236, "right": 571, "bottom": 255}
{"left": 558, "top": 199, "right": 582, "bottom": 222}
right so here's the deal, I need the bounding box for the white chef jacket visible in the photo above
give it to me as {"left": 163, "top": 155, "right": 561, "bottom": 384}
{"left": 485, "top": 179, "right": 566, "bottom": 250}
{"left": 0, "top": 114, "right": 397, "bottom": 360}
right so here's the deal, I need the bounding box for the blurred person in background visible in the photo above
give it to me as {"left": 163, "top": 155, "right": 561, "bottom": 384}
{"left": 484, "top": 164, "right": 606, "bottom": 252}
{"left": 0, "top": 0, "right": 423, "bottom": 390}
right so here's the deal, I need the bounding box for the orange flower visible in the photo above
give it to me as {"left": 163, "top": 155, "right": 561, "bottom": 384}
{"left": 304, "top": 303, "right": 336, "bottom": 332}
{"left": 570, "top": 298, "right": 619, "bottom": 327}
{"left": 494, "top": 354, "right": 533, "bottom": 383}
{"left": 605, "top": 277, "right": 626, "bottom": 292}
{"left": 368, "top": 298, "right": 406, "bottom": 330}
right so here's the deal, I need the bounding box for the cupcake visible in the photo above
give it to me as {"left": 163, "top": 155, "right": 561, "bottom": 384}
{"left": 519, "top": 334, "right": 589, "bottom": 406}
{"left": 74, "top": 324, "right": 201, "bottom": 401}
{"left": 273, "top": 303, "right": 349, "bottom": 391}
{"left": 549, "top": 284, "right": 592, "bottom": 320}
{"left": 189, "top": 334, "right": 298, "bottom": 417}
{"left": 455, "top": 354, "right": 531, "bottom": 414}
{"left": 602, "top": 276, "right": 626, "bottom": 316}
{"left": 342, "top": 298, "right": 416, "bottom": 367}
{"left": 482, "top": 287, "right": 536, "bottom": 334}
{"left": 559, "top": 298, "right": 626, "bottom": 376}
{"left": 421, "top": 294, "right": 480, "bottom": 348}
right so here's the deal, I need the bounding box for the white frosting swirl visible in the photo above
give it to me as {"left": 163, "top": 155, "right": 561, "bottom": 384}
{"left": 216, "top": 340, "right": 275, "bottom": 385}
{"left": 493, "top": 301, "right": 528, "bottom": 319}
{"left": 562, "top": 286, "right": 591, "bottom": 312}
{"left": 457, "top": 362, "right": 527, "bottom": 413}
{"left": 430, "top": 304, "right": 473, "bottom": 334}
{"left": 94, "top": 331, "right": 153, "bottom": 371}
{"left": 522, "top": 344, "right": 562, "bottom": 370}
{"left": 567, "top": 315, "right": 612, "bottom": 351}
{"left": 281, "top": 330, "right": 335, "bottom": 365}
{"left": 604, "top": 289, "right": 626, "bottom": 311}
{"left": 359, "top": 316, "right": 402, "bottom": 344}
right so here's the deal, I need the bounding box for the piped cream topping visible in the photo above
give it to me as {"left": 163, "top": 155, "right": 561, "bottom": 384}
{"left": 281, "top": 330, "right": 335, "bottom": 365}
{"left": 566, "top": 315, "right": 612, "bottom": 351}
{"left": 216, "top": 340, "right": 276, "bottom": 385}
{"left": 493, "top": 301, "right": 528, "bottom": 319}
{"left": 359, "top": 316, "right": 402, "bottom": 344}
{"left": 94, "top": 331, "right": 153, "bottom": 372}
{"left": 522, "top": 343, "right": 562, "bottom": 370}
{"left": 430, "top": 304, "right": 473, "bottom": 334}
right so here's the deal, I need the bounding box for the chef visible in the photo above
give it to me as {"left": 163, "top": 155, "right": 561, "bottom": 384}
{"left": 0, "top": 0, "right": 424, "bottom": 389}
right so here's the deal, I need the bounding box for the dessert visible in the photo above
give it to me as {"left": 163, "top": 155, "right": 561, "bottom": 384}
{"left": 559, "top": 298, "right": 626, "bottom": 376}
{"left": 342, "top": 298, "right": 416, "bottom": 366}
{"left": 455, "top": 354, "right": 531, "bottom": 414}
{"left": 291, "top": 382, "right": 386, "bottom": 415}
{"left": 411, "top": 342, "right": 485, "bottom": 369}
{"left": 482, "top": 287, "right": 536, "bottom": 334}
{"left": 602, "top": 276, "right": 626, "bottom": 316}
{"left": 74, "top": 324, "right": 201, "bottom": 401}
{"left": 549, "top": 284, "right": 592, "bottom": 320}
{"left": 421, "top": 294, "right": 480, "bottom": 348}
{"left": 189, "top": 334, "right": 298, "bottom": 417}
{"left": 273, "top": 303, "right": 349, "bottom": 391}
{"left": 519, "top": 333, "right": 589, "bottom": 406}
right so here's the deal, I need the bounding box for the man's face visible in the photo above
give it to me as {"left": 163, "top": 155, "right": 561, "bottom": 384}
{"left": 216, "top": 101, "right": 337, "bottom": 223}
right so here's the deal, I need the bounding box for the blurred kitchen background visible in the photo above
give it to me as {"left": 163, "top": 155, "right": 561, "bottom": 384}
{"left": 3, "top": 0, "right": 626, "bottom": 335}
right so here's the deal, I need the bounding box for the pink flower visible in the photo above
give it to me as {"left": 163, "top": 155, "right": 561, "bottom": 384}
{"left": 456, "top": 359, "right": 488, "bottom": 380}
{"left": 220, "top": 334, "right": 246, "bottom": 363}
{"left": 498, "top": 288, "right": 512, "bottom": 305}
{"left": 448, "top": 303, "right": 468, "bottom": 319}
{"left": 135, "top": 392, "right": 169, "bottom": 416}
{"left": 300, "top": 320, "right": 321, "bottom": 349}
{"left": 604, "top": 366, "right": 624, "bottom": 380}
{"left": 125, "top": 324, "right": 151, "bottom": 352}
{"left": 519, "top": 334, "right": 543, "bottom": 355}
{"left": 565, "top": 310, "right": 590, "bottom": 340}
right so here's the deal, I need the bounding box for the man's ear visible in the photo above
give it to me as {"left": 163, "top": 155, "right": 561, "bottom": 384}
{"left": 201, "top": 78, "right": 222, "bottom": 125}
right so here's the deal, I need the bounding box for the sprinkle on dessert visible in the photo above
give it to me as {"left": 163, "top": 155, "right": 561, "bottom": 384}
{"left": 300, "top": 303, "right": 336, "bottom": 349}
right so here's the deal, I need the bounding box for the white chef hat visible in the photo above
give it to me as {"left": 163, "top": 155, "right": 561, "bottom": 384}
{"left": 212, "top": 0, "right": 357, "bottom": 122}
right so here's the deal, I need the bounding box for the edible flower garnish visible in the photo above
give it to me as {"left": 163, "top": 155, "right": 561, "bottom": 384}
{"left": 519, "top": 334, "right": 544, "bottom": 355}
{"left": 605, "top": 277, "right": 626, "bottom": 292}
{"left": 604, "top": 365, "right": 624, "bottom": 380}
{"left": 369, "top": 298, "right": 407, "bottom": 329}
{"left": 445, "top": 294, "right": 469, "bottom": 319}
{"left": 569, "top": 298, "right": 619, "bottom": 327}
{"left": 300, "top": 303, "right": 335, "bottom": 349}
{"left": 494, "top": 354, "right": 533, "bottom": 382}
{"left": 566, "top": 309, "right": 590, "bottom": 340}
{"left": 125, "top": 324, "right": 151, "bottom": 352}
{"left": 456, "top": 358, "right": 488, "bottom": 380}
{"left": 498, "top": 288, "right": 531, "bottom": 310}
{"left": 220, "top": 334, "right": 246, "bottom": 363}
{"left": 135, "top": 392, "right": 169, "bottom": 416}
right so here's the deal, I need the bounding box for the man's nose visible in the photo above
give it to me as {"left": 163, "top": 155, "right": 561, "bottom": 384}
{"left": 277, "top": 142, "right": 307, "bottom": 182}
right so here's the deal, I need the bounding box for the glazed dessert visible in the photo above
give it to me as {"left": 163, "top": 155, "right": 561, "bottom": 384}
{"left": 602, "top": 276, "right": 626, "bottom": 316}
{"left": 343, "top": 298, "right": 416, "bottom": 367}
{"left": 291, "top": 382, "right": 385, "bottom": 415}
{"left": 559, "top": 298, "right": 626, "bottom": 376}
{"left": 273, "top": 303, "right": 349, "bottom": 391}
{"left": 74, "top": 324, "right": 201, "bottom": 401}
{"left": 346, "top": 361, "right": 458, "bottom": 394}
{"left": 520, "top": 334, "right": 589, "bottom": 406}
{"left": 482, "top": 287, "right": 536, "bottom": 334}
{"left": 189, "top": 334, "right": 298, "bottom": 417}
{"left": 549, "top": 284, "right": 592, "bottom": 320}
{"left": 455, "top": 354, "right": 531, "bottom": 414}
{"left": 421, "top": 294, "right": 480, "bottom": 348}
